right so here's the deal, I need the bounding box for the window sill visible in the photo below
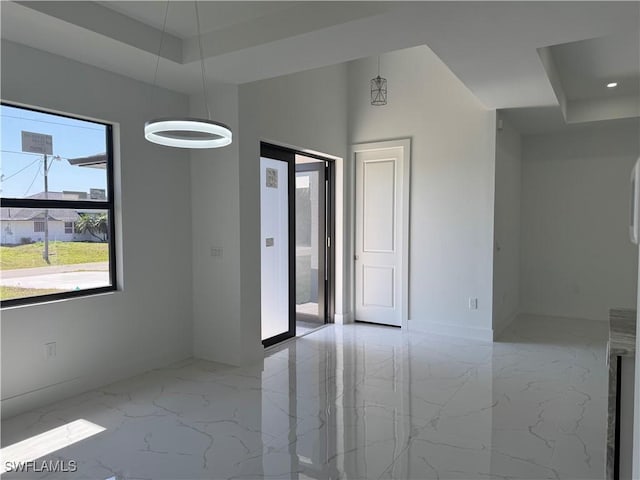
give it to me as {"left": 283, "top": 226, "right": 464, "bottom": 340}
{"left": 1, "top": 287, "right": 119, "bottom": 311}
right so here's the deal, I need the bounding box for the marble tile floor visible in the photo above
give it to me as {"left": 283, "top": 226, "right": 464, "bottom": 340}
{"left": 296, "top": 320, "right": 326, "bottom": 337}
{"left": 1, "top": 315, "right": 608, "bottom": 480}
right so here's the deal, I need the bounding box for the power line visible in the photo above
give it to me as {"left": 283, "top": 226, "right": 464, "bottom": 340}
{"left": 45, "top": 155, "right": 56, "bottom": 177}
{"left": 1, "top": 150, "right": 69, "bottom": 160}
{"left": 1, "top": 149, "right": 46, "bottom": 157}
{"left": 23, "top": 162, "right": 42, "bottom": 197}
{"left": 1, "top": 157, "right": 40, "bottom": 182}
{"left": 1, "top": 114, "right": 104, "bottom": 131}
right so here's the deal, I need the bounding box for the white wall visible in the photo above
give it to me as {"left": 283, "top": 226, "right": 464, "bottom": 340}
{"left": 189, "top": 83, "right": 247, "bottom": 366}
{"left": 520, "top": 120, "right": 639, "bottom": 321}
{"left": 1, "top": 41, "right": 193, "bottom": 418}
{"left": 238, "top": 64, "right": 349, "bottom": 358}
{"left": 190, "top": 64, "right": 348, "bottom": 365}
{"left": 348, "top": 46, "right": 497, "bottom": 340}
{"left": 492, "top": 115, "right": 522, "bottom": 337}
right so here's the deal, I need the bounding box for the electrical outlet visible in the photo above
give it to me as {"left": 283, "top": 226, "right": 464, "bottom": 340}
{"left": 210, "top": 247, "right": 223, "bottom": 258}
{"left": 45, "top": 342, "right": 56, "bottom": 359}
{"left": 469, "top": 298, "right": 478, "bottom": 310}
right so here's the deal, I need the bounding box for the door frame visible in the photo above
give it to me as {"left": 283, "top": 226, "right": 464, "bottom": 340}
{"left": 350, "top": 139, "right": 411, "bottom": 329}
{"left": 294, "top": 151, "right": 336, "bottom": 325}
{"left": 260, "top": 143, "right": 297, "bottom": 347}
{"left": 260, "top": 141, "right": 337, "bottom": 348}
{"left": 295, "top": 161, "right": 328, "bottom": 325}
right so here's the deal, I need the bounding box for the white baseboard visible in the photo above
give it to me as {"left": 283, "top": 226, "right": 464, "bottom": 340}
{"left": 2, "top": 376, "right": 87, "bottom": 420}
{"left": 408, "top": 319, "right": 494, "bottom": 342}
{"left": 518, "top": 311, "right": 610, "bottom": 323}
{"left": 2, "top": 353, "right": 192, "bottom": 419}
{"left": 334, "top": 312, "right": 353, "bottom": 324}
{"left": 492, "top": 310, "right": 519, "bottom": 340}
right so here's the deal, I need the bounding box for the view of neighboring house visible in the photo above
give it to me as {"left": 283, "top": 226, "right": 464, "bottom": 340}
{"left": 0, "top": 190, "right": 106, "bottom": 245}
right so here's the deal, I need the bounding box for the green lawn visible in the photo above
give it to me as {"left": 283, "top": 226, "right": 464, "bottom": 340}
{"left": 0, "top": 241, "right": 109, "bottom": 270}
{"left": 0, "top": 286, "right": 65, "bottom": 301}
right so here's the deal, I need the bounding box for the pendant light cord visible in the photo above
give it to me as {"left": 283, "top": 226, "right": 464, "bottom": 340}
{"left": 145, "top": 0, "right": 232, "bottom": 148}
{"left": 377, "top": 56, "right": 380, "bottom": 78}
{"left": 195, "top": 1, "right": 211, "bottom": 120}
{"left": 151, "top": 0, "right": 170, "bottom": 104}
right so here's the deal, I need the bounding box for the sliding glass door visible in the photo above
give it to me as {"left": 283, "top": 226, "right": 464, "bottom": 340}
{"left": 295, "top": 162, "right": 327, "bottom": 329}
{"left": 260, "top": 143, "right": 335, "bottom": 347}
{"left": 260, "top": 144, "right": 295, "bottom": 347}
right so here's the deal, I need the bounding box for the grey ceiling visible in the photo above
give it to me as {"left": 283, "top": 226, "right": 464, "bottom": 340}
{"left": 2, "top": 1, "right": 639, "bottom": 132}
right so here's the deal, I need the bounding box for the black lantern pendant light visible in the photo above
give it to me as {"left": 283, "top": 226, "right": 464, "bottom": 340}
{"left": 370, "top": 56, "right": 387, "bottom": 106}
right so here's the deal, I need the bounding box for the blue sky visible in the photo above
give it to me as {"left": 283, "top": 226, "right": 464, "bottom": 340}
{"left": 1, "top": 104, "right": 108, "bottom": 199}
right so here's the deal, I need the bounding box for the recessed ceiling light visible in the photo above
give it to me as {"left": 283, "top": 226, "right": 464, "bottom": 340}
{"left": 607, "top": 82, "right": 618, "bottom": 88}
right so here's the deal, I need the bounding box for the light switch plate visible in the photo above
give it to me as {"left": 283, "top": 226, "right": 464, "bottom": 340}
{"left": 45, "top": 342, "right": 56, "bottom": 359}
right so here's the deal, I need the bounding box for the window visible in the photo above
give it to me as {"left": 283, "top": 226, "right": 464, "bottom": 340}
{"left": 1, "top": 103, "right": 116, "bottom": 306}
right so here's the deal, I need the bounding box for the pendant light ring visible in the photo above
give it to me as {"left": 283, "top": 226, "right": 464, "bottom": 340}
{"left": 145, "top": 118, "right": 232, "bottom": 149}
{"left": 144, "top": 1, "right": 233, "bottom": 149}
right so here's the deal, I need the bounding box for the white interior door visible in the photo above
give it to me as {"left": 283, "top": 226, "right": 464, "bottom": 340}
{"left": 355, "top": 144, "right": 407, "bottom": 326}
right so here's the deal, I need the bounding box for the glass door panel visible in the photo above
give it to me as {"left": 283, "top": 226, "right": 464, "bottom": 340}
{"left": 295, "top": 162, "right": 326, "bottom": 330}
{"left": 260, "top": 144, "right": 295, "bottom": 347}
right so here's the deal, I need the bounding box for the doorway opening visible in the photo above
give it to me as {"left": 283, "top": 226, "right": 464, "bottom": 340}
{"left": 260, "top": 143, "right": 335, "bottom": 347}
{"left": 295, "top": 155, "right": 333, "bottom": 336}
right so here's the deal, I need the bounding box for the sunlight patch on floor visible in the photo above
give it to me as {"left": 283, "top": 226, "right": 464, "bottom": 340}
{"left": 0, "top": 419, "right": 105, "bottom": 473}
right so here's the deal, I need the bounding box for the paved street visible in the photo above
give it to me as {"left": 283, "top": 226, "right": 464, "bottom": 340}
{"left": 0, "top": 262, "right": 109, "bottom": 278}
{"left": 1, "top": 262, "right": 110, "bottom": 290}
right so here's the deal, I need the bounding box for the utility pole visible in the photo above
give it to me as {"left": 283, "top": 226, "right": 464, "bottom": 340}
{"left": 43, "top": 153, "right": 50, "bottom": 264}
{"left": 21, "top": 131, "right": 53, "bottom": 263}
